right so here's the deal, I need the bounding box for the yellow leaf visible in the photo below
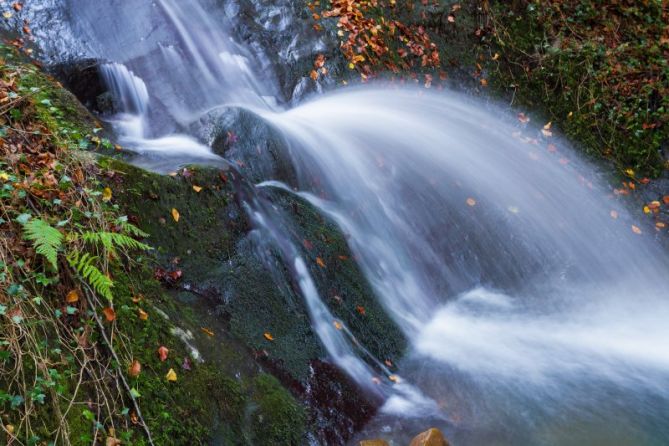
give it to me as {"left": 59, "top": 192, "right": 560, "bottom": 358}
{"left": 625, "top": 168, "right": 635, "bottom": 178}
{"left": 192, "top": 185, "right": 203, "bottom": 193}
{"left": 333, "top": 320, "right": 343, "bottom": 330}
{"left": 201, "top": 327, "right": 215, "bottom": 337}
{"left": 264, "top": 332, "right": 274, "bottom": 341}
{"left": 165, "top": 368, "right": 177, "bottom": 382}
{"left": 3, "top": 12, "right": 13, "bottom": 19}
{"left": 102, "top": 187, "right": 112, "bottom": 202}
{"left": 138, "top": 308, "right": 148, "bottom": 321}
{"left": 643, "top": 206, "right": 650, "bottom": 214}
{"left": 0, "top": 172, "right": 9, "bottom": 181}
{"left": 171, "top": 208, "right": 180, "bottom": 222}
{"left": 388, "top": 374, "right": 400, "bottom": 383}
{"left": 66, "top": 289, "right": 80, "bottom": 303}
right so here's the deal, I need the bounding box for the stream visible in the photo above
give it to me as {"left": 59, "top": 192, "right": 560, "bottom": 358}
{"left": 6, "top": 1, "right": 669, "bottom": 444}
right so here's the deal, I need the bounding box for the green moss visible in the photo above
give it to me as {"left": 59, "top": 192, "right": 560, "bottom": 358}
{"left": 250, "top": 374, "right": 306, "bottom": 446}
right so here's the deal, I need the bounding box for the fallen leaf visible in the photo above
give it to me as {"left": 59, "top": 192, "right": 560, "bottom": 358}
{"left": 334, "top": 320, "right": 343, "bottom": 330}
{"left": 66, "top": 289, "right": 80, "bottom": 303}
{"left": 103, "top": 307, "right": 116, "bottom": 322}
{"left": 517, "top": 112, "right": 530, "bottom": 124}
{"left": 171, "top": 208, "right": 180, "bottom": 222}
{"left": 656, "top": 222, "right": 666, "bottom": 229}
{"left": 610, "top": 210, "right": 619, "bottom": 219}
{"left": 643, "top": 206, "right": 651, "bottom": 214}
{"left": 356, "top": 305, "right": 366, "bottom": 315}
{"left": 138, "top": 308, "right": 148, "bottom": 321}
{"left": 316, "top": 257, "right": 326, "bottom": 268}
{"left": 165, "top": 368, "right": 177, "bottom": 382}
{"left": 102, "top": 187, "right": 112, "bottom": 202}
{"left": 663, "top": 196, "right": 669, "bottom": 205}
{"left": 201, "top": 327, "right": 214, "bottom": 337}
{"left": 106, "top": 437, "right": 122, "bottom": 446}
{"left": 264, "top": 332, "right": 275, "bottom": 341}
{"left": 128, "top": 360, "right": 141, "bottom": 377}
{"left": 384, "top": 359, "right": 393, "bottom": 367}
{"left": 192, "top": 185, "right": 203, "bottom": 193}
{"left": 466, "top": 198, "right": 477, "bottom": 207}
{"left": 632, "top": 225, "right": 642, "bottom": 235}
{"left": 388, "top": 374, "right": 400, "bottom": 383}
{"left": 158, "top": 346, "right": 169, "bottom": 362}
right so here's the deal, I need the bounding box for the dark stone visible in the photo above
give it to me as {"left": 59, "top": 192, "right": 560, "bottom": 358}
{"left": 47, "top": 59, "right": 112, "bottom": 114}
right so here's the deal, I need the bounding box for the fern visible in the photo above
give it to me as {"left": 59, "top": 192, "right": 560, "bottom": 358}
{"left": 67, "top": 251, "right": 114, "bottom": 301}
{"left": 22, "top": 219, "right": 63, "bottom": 270}
{"left": 116, "top": 220, "right": 149, "bottom": 238}
{"left": 81, "top": 231, "right": 152, "bottom": 255}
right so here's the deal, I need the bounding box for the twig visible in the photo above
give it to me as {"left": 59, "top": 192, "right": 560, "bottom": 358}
{"left": 81, "top": 284, "right": 156, "bottom": 446}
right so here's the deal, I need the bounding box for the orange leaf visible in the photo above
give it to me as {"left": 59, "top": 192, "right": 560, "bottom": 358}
{"left": 66, "top": 289, "right": 80, "bottom": 303}
{"left": 264, "top": 332, "right": 275, "bottom": 341}
{"left": 171, "top": 208, "right": 180, "bottom": 222}
{"left": 333, "top": 320, "right": 343, "bottom": 330}
{"left": 138, "top": 308, "right": 148, "bottom": 321}
{"left": 316, "top": 257, "right": 326, "bottom": 268}
{"left": 103, "top": 307, "right": 116, "bottom": 322}
{"left": 128, "top": 360, "right": 141, "bottom": 377}
{"left": 201, "top": 327, "right": 215, "bottom": 337}
{"left": 632, "top": 225, "right": 642, "bottom": 235}
{"left": 466, "top": 198, "right": 476, "bottom": 207}
{"left": 356, "top": 305, "right": 366, "bottom": 316}
{"left": 663, "top": 196, "right": 669, "bottom": 205}
{"left": 158, "top": 346, "right": 169, "bottom": 362}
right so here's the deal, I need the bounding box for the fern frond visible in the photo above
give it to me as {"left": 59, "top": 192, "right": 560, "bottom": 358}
{"left": 117, "top": 220, "right": 149, "bottom": 238}
{"left": 67, "top": 251, "right": 114, "bottom": 301}
{"left": 82, "top": 231, "right": 152, "bottom": 254}
{"left": 22, "top": 219, "right": 63, "bottom": 270}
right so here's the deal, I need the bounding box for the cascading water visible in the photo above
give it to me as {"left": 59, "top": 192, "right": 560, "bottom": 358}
{"left": 15, "top": 0, "right": 669, "bottom": 444}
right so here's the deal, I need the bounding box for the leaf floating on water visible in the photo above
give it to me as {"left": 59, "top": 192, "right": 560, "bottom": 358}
{"left": 631, "top": 225, "right": 642, "bottom": 235}
{"left": 66, "top": 289, "right": 80, "bottom": 303}
{"left": 371, "top": 377, "right": 381, "bottom": 385}
{"left": 610, "top": 210, "right": 619, "bottom": 219}
{"left": 103, "top": 307, "right": 116, "bottom": 322}
{"left": 171, "top": 208, "right": 180, "bottom": 222}
{"left": 384, "top": 359, "right": 393, "bottom": 367}
{"left": 517, "top": 112, "right": 530, "bottom": 124}
{"left": 656, "top": 222, "right": 667, "bottom": 229}
{"left": 158, "top": 346, "right": 169, "bottom": 362}
{"left": 541, "top": 121, "right": 553, "bottom": 137}
{"left": 165, "top": 368, "right": 177, "bottom": 382}
{"left": 388, "top": 374, "right": 400, "bottom": 383}
{"left": 192, "top": 185, "right": 203, "bottom": 193}
{"left": 316, "top": 257, "right": 326, "bottom": 268}
{"left": 333, "top": 320, "right": 343, "bottom": 330}
{"left": 264, "top": 332, "right": 275, "bottom": 341}
{"left": 466, "top": 198, "right": 477, "bottom": 207}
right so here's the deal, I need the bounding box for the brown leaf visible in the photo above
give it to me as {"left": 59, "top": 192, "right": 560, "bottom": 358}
{"left": 128, "top": 359, "right": 141, "bottom": 377}
{"left": 316, "top": 257, "right": 326, "bottom": 268}
{"left": 103, "top": 307, "right": 116, "bottom": 322}
{"left": 66, "top": 289, "right": 80, "bottom": 303}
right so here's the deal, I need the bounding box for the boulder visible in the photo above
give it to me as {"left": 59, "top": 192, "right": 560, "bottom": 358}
{"left": 409, "top": 428, "right": 450, "bottom": 446}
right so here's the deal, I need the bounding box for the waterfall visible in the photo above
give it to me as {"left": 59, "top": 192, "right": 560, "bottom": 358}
{"left": 26, "top": 0, "right": 669, "bottom": 443}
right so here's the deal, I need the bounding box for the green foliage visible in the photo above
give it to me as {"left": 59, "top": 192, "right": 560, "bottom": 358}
{"left": 81, "top": 230, "right": 152, "bottom": 255}
{"left": 488, "top": 0, "right": 669, "bottom": 175}
{"left": 22, "top": 218, "right": 63, "bottom": 269}
{"left": 66, "top": 251, "right": 114, "bottom": 301}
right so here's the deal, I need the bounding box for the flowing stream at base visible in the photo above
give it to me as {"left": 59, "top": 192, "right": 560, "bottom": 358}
{"left": 23, "top": 0, "right": 669, "bottom": 443}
